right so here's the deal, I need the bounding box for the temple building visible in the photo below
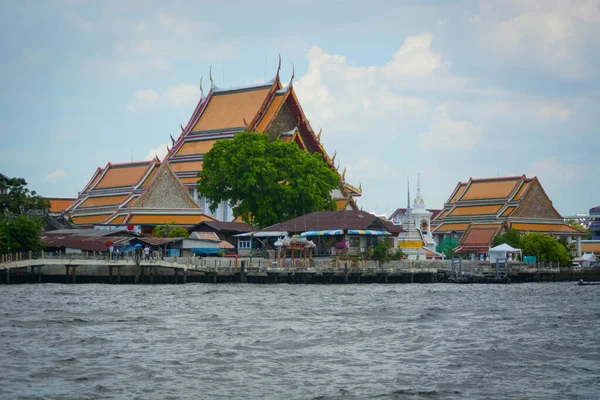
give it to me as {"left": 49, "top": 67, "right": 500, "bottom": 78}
{"left": 68, "top": 61, "right": 358, "bottom": 234}
{"left": 67, "top": 160, "right": 214, "bottom": 235}
{"left": 165, "top": 63, "right": 361, "bottom": 220}
{"left": 432, "top": 175, "right": 587, "bottom": 257}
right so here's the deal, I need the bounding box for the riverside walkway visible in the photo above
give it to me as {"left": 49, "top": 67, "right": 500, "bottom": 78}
{"left": 1, "top": 253, "right": 598, "bottom": 284}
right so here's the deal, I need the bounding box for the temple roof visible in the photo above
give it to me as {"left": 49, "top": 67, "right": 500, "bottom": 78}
{"left": 45, "top": 198, "right": 75, "bottom": 214}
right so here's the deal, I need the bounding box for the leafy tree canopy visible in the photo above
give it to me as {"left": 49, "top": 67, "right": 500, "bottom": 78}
{"left": 153, "top": 224, "right": 190, "bottom": 238}
{"left": 0, "top": 215, "right": 45, "bottom": 254}
{"left": 0, "top": 177, "right": 50, "bottom": 215}
{"left": 493, "top": 229, "right": 522, "bottom": 248}
{"left": 520, "top": 233, "right": 572, "bottom": 267}
{"left": 197, "top": 132, "right": 339, "bottom": 228}
{"left": 565, "top": 220, "right": 592, "bottom": 240}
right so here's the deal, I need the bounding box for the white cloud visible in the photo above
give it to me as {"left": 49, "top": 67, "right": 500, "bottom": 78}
{"left": 46, "top": 170, "right": 67, "bottom": 182}
{"left": 160, "top": 84, "right": 201, "bottom": 109}
{"left": 383, "top": 33, "right": 442, "bottom": 79}
{"left": 416, "top": 104, "right": 481, "bottom": 151}
{"left": 64, "top": 11, "right": 95, "bottom": 32}
{"left": 127, "top": 84, "right": 200, "bottom": 113}
{"left": 474, "top": 0, "right": 600, "bottom": 78}
{"left": 126, "top": 89, "right": 160, "bottom": 113}
{"left": 145, "top": 144, "right": 169, "bottom": 161}
{"left": 529, "top": 157, "right": 588, "bottom": 184}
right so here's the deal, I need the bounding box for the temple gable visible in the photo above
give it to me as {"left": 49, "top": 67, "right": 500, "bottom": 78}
{"left": 266, "top": 103, "right": 297, "bottom": 142}
{"left": 511, "top": 179, "right": 562, "bottom": 220}
{"left": 133, "top": 164, "right": 199, "bottom": 210}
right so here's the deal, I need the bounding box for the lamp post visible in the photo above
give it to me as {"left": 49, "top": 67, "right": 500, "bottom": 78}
{"left": 3, "top": 208, "right": 13, "bottom": 257}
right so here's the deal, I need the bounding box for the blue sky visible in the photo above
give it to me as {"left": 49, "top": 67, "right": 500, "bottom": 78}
{"left": 1, "top": 0, "right": 599, "bottom": 216}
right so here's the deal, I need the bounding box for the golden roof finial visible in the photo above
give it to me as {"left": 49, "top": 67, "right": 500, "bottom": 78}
{"left": 199, "top": 76, "right": 203, "bottom": 96}
{"left": 243, "top": 116, "right": 249, "bottom": 130}
{"left": 166, "top": 145, "right": 172, "bottom": 156}
{"left": 180, "top": 123, "right": 185, "bottom": 134}
{"left": 209, "top": 66, "right": 213, "bottom": 84}
{"left": 359, "top": 182, "right": 362, "bottom": 192}
{"left": 288, "top": 63, "right": 295, "bottom": 88}
{"left": 342, "top": 167, "right": 346, "bottom": 181}
{"left": 332, "top": 150, "right": 336, "bottom": 164}
{"left": 170, "top": 134, "right": 175, "bottom": 146}
{"left": 317, "top": 128, "right": 322, "bottom": 141}
{"left": 276, "top": 53, "right": 281, "bottom": 82}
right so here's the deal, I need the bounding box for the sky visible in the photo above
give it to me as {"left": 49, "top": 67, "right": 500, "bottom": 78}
{"left": 1, "top": 0, "right": 599, "bottom": 217}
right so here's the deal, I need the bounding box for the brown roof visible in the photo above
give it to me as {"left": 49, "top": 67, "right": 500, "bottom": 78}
{"left": 264, "top": 210, "right": 403, "bottom": 234}
{"left": 189, "top": 220, "right": 254, "bottom": 234}
{"left": 42, "top": 234, "right": 134, "bottom": 252}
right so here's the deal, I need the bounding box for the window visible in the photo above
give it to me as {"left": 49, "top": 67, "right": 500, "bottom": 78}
{"left": 238, "top": 240, "right": 251, "bottom": 249}
{"left": 349, "top": 237, "right": 360, "bottom": 248}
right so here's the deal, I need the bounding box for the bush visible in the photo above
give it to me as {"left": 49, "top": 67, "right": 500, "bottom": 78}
{"left": 371, "top": 241, "right": 390, "bottom": 264}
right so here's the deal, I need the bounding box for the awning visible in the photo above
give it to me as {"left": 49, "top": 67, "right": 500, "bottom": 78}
{"left": 234, "top": 231, "right": 288, "bottom": 238}
{"left": 191, "top": 248, "right": 221, "bottom": 255}
{"left": 347, "top": 230, "right": 391, "bottom": 236}
{"left": 300, "top": 229, "right": 343, "bottom": 237}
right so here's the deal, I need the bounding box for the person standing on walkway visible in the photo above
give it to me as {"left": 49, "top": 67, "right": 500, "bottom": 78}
{"left": 144, "top": 245, "right": 150, "bottom": 261}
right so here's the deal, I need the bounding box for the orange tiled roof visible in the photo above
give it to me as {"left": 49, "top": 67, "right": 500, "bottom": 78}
{"left": 79, "top": 195, "right": 129, "bottom": 208}
{"left": 169, "top": 161, "right": 204, "bottom": 173}
{"left": 511, "top": 223, "right": 585, "bottom": 235}
{"left": 94, "top": 163, "right": 151, "bottom": 189}
{"left": 501, "top": 206, "right": 516, "bottom": 217}
{"left": 48, "top": 198, "right": 75, "bottom": 213}
{"left": 140, "top": 166, "right": 159, "bottom": 188}
{"left": 179, "top": 177, "right": 201, "bottom": 185}
{"left": 582, "top": 243, "right": 600, "bottom": 254}
{"left": 512, "top": 181, "right": 531, "bottom": 201}
{"left": 255, "top": 92, "right": 287, "bottom": 132}
{"left": 192, "top": 87, "right": 271, "bottom": 132}
{"left": 71, "top": 214, "right": 111, "bottom": 225}
{"left": 127, "top": 214, "right": 214, "bottom": 225}
{"left": 175, "top": 140, "right": 220, "bottom": 156}
{"left": 460, "top": 179, "right": 520, "bottom": 201}
{"left": 107, "top": 215, "right": 128, "bottom": 225}
{"left": 448, "top": 205, "right": 503, "bottom": 217}
{"left": 448, "top": 183, "right": 467, "bottom": 204}
{"left": 335, "top": 198, "right": 350, "bottom": 210}
{"left": 459, "top": 227, "right": 499, "bottom": 246}
{"left": 433, "top": 223, "right": 469, "bottom": 233}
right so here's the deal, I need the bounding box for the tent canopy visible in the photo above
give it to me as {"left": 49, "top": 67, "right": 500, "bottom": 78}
{"left": 490, "top": 243, "right": 521, "bottom": 252}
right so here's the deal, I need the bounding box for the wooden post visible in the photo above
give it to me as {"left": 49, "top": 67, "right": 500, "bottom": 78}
{"left": 30, "top": 266, "right": 35, "bottom": 284}
{"left": 117, "top": 266, "right": 121, "bottom": 284}
{"left": 6, "top": 268, "right": 10, "bottom": 284}
{"left": 72, "top": 266, "right": 76, "bottom": 284}
{"left": 38, "top": 266, "right": 42, "bottom": 283}
{"left": 183, "top": 269, "right": 187, "bottom": 284}
{"left": 344, "top": 262, "right": 349, "bottom": 284}
{"left": 150, "top": 266, "right": 154, "bottom": 285}
{"left": 240, "top": 261, "right": 246, "bottom": 283}
{"left": 65, "top": 266, "right": 69, "bottom": 284}
{"left": 135, "top": 265, "right": 139, "bottom": 285}
{"left": 109, "top": 266, "right": 113, "bottom": 284}
{"left": 174, "top": 268, "right": 179, "bottom": 284}
{"left": 29, "top": 251, "right": 32, "bottom": 260}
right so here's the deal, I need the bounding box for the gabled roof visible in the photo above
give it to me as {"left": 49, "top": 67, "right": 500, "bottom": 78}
{"left": 457, "top": 223, "right": 503, "bottom": 248}
{"left": 46, "top": 198, "right": 76, "bottom": 213}
{"left": 263, "top": 210, "right": 402, "bottom": 234}
{"left": 189, "top": 220, "right": 254, "bottom": 234}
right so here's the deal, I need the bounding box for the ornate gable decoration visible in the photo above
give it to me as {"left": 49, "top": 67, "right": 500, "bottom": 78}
{"left": 133, "top": 163, "right": 199, "bottom": 210}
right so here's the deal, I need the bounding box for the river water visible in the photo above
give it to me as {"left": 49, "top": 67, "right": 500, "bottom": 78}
{"left": 0, "top": 283, "right": 599, "bottom": 400}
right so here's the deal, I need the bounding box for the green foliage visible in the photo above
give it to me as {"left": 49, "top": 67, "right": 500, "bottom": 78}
{"left": 565, "top": 220, "right": 592, "bottom": 240}
{"left": 371, "top": 241, "right": 390, "bottom": 264}
{"left": 0, "top": 215, "right": 45, "bottom": 254}
{"left": 389, "top": 248, "right": 406, "bottom": 260}
{"left": 153, "top": 224, "right": 189, "bottom": 238}
{"left": 520, "top": 233, "right": 572, "bottom": 267}
{"left": 493, "top": 229, "right": 522, "bottom": 248}
{"left": 197, "top": 132, "right": 339, "bottom": 228}
{"left": 0, "top": 177, "right": 50, "bottom": 215}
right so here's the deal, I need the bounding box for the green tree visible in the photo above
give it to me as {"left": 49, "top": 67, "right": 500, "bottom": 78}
{"left": 0, "top": 215, "right": 45, "bottom": 254}
{"left": 197, "top": 132, "right": 339, "bottom": 228}
{"left": 0, "top": 178, "right": 49, "bottom": 255}
{"left": 493, "top": 229, "right": 522, "bottom": 248}
{"left": 565, "top": 220, "right": 592, "bottom": 240}
{"left": 0, "top": 177, "right": 49, "bottom": 215}
{"left": 153, "top": 224, "right": 189, "bottom": 238}
{"left": 520, "top": 233, "right": 572, "bottom": 267}
{"left": 371, "top": 241, "right": 391, "bottom": 263}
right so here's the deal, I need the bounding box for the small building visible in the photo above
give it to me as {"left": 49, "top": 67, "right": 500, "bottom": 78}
{"left": 590, "top": 205, "right": 600, "bottom": 240}
{"left": 581, "top": 240, "right": 600, "bottom": 257}
{"left": 0, "top": 173, "right": 9, "bottom": 195}
{"left": 236, "top": 210, "right": 403, "bottom": 257}
{"left": 432, "top": 175, "right": 587, "bottom": 259}
{"left": 188, "top": 220, "right": 254, "bottom": 252}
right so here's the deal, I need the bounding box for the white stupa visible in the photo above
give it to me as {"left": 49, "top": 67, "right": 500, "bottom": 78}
{"left": 397, "top": 174, "right": 435, "bottom": 260}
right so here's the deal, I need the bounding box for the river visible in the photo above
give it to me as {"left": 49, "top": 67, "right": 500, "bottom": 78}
{"left": 0, "top": 282, "right": 598, "bottom": 399}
